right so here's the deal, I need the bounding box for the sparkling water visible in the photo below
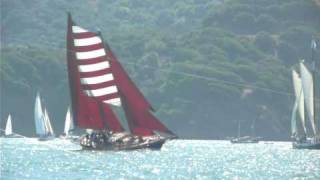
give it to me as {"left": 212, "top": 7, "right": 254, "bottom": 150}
{"left": 1, "top": 138, "right": 319, "bottom": 180}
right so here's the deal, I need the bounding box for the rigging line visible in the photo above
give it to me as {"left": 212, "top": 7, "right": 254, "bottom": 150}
{"left": 123, "top": 61, "right": 319, "bottom": 102}
{"left": 3, "top": 45, "right": 316, "bottom": 102}
{"left": 124, "top": 62, "right": 294, "bottom": 97}
{"left": 16, "top": 52, "right": 320, "bottom": 103}
{"left": 0, "top": 43, "right": 308, "bottom": 101}
{"left": 4, "top": 38, "right": 320, "bottom": 101}
{"left": 8, "top": 49, "right": 297, "bottom": 99}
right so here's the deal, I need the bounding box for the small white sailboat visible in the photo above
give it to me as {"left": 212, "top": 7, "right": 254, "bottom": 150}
{"left": 34, "top": 93, "right": 54, "bottom": 141}
{"left": 230, "top": 119, "right": 261, "bottom": 143}
{"left": 2, "top": 114, "right": 19, "bottom": 138}
{"left": 60, "top": 107, "right": 78, "bottom": 140}
{"left": 3, "top": 114, "right": 15, "bottom": 137}
{"left": 34, "top": 93, "right": 46, "bottom": 137}
{"left": 64, "top": 107, "right": 74, "bottom": 136}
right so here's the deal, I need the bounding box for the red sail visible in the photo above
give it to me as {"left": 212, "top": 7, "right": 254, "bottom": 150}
{"left": 66, "top": 14, "right": 124, "bottom": 132}
{"left": 105, "top": 44, "right": 175, "bottom": 136}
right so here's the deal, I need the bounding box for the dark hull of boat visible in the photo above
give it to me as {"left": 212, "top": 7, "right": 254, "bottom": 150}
{"left": 230, "top": 136, "right": 261, "bottom": 144}
{"left": 293, "top": 142, "right": 320, "bottom": 149}
{"left": 79, "top": 132, "right": 169, "bottom": 151}
{"left": 81, "top": 138, "right": 166, "bottom": 151}
{"left": 230, "top": 139, "right": 259, "bottom": 144}
{"left": 38, "top": 136, "right": 55, "bottom": 141}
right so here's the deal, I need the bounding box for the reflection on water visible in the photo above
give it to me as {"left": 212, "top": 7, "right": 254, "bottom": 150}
{"left": 1, "top": 138, "right": 319, "bottom": 180}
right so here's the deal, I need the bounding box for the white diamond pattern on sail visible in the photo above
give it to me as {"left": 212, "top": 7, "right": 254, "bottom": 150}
{"left": 76, "top": 49, "right": 106, "bottom": 59}
{"left": 72, "top": 25, "right": 121, "bottom": 107}
{"left": 292, "top": 70, "right": 306, "bottom": 133}
{"left": 84, "top": 86, "right": 118, "bottom": 97}
{"left": 5, "top": 114, "right": 13, "bottom": 135}
{"left": 74, "top": 37, "right": 102, "bottom": 47}
{"left": 72, "top": 26, "right": 88, "bottom": 33}
{"left": 300, "top": 62, "right": 317, "bottom": 135}
{"left": 34, "top": 93, "right": 46, "bottom": 136}
{"left": 78, "top": 61, "right": 110, "bottom": 73}
{"left": 80, "top": 74, "right": 114, "bottom": 85}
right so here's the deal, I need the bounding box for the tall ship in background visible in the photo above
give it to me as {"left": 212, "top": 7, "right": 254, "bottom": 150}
{"left": 291, "top": 39, "right": 320, "bottom": 149}
{"left": 66, "top": 14, "right": 176, "bottom": 150}
{"left": 230, "top": 118, "right": 261, "bottom": 144}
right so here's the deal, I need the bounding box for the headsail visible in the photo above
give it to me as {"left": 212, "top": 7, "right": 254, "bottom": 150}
{"left": 300, "top": 62, "right": 317, "bottom": 135}
{"left": 44, "top": 108, "right": 54, "bottom": 136}
{"left": 292, "top": 69, "right": 306, "bottom": 133}
{"left": 66, "top": 14, "right": 124, "bottom": 132}
{"left": 291, "top": 96, "right": 298, "bottom": 136}
{"left": 34, "top": 93, "right": 46, "bottom": 136}
{"left": 5, "top": 114, "right": 13, "bottom": 136}
{"left": 105, "top": 41, "right": 175, "bottom": 136}
{"left": 64, "top": 107, "right": 74, "bottom": 135}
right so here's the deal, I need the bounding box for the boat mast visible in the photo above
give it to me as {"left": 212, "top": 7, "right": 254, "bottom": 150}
{"left": 251, "top": 118, "right": 256, "bottom": 137}
{"left": 237, "top": 120, "right": 241, "bottom": 138}
{"left": 311, "top": 38, "right": 318, "bottom": 136}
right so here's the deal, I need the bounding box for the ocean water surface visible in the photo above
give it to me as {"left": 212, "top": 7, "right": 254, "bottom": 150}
{"left": 1, "top": 138, "right": 319, "bottom": 180}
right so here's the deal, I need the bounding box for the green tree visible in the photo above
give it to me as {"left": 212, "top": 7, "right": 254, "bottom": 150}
{"left": 254, "top": 31, "right": 276, "bottom": 54}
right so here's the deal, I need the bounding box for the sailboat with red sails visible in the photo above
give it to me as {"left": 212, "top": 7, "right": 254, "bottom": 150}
{"left": 66, "top": 14, "right": 176, "bottom": 150}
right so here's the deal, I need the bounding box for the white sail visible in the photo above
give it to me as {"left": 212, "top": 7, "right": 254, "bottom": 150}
{"left": 64, "top": 107, "right": 74, "bottom": 135}
{"left": 292, "top": 70, "right": 306, "bottom": 133}
{"left": 300, "top": 62, "right": 317, "bottom": 135}
{"left": 291, "top": 95, "right": 298, "bottom": 136}
{"left": 44, "top": 109, "right": 54, "bottom": 136}
{"left": 5, "top": 114, "right": 13, "bottom": 136}
{"left": 34, "top": 93, "right": 46, "bottom": 136}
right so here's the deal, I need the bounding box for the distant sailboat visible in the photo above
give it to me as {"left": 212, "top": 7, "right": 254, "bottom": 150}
{"left": 64, "top": 107, "right": 74, "bottom": 136}
{"left": 66, "top": 14, "right": 176, "bottom": 150}
{"left": 60, "top": 107, "right": 78, "bottom": 140}
{"left": 291, "top": 60, "right": 320, "bottom": 149}
{"left": 2, "top": 114, "right": 18, "bottom": 138}
{"left": 34, "top": 93, "right": 54, "bottom": 141}
{"left": 2, "top": 114, "right": 19, "bottom": 138}
{"left": 5, "top": 114, "right": 13, "bottom": 136}
{"left": 34, "top": 93, "right": 46, "bottom": 137}
{"left": 230, "top": 119, "right": 261, "bottom": 143}
{"left": 44, "top": 108, "right": 55, "bottom": 137}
